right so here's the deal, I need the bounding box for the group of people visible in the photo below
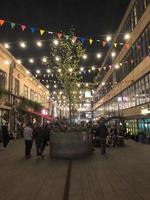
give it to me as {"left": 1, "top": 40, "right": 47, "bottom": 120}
{"left": 23, "top": 122, "right": 50, "bottom": 159}
{"left": 91, "top": 118, "right": 125, "bottom": 155}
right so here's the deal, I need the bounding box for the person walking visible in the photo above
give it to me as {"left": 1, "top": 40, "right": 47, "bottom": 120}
{"left": 23, "top": 122, "right": 33, "bottom": 159}
{"left": 2, "top": 122, "right": 9, "bottom": 149}
{"left": 33, "top": 124, "right": 47, "bottom": 157}
{"left": 96, "top": 118, "right": 108, "bottom": 155}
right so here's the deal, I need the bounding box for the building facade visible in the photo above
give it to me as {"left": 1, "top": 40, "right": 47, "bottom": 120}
{"left": 93, "top": 0, "right": 150, "bottom": 135}
{"left": 0, "top": 43, "right": 54, "bottom": 135}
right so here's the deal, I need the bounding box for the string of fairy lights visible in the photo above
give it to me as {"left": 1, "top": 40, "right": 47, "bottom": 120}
{"left": 2, "top": 17, "right": 148, "bottom": 95}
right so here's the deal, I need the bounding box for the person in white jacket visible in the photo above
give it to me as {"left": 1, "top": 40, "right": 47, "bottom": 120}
{"left": 23, "top": 122, "right": 33, "bottom": 159}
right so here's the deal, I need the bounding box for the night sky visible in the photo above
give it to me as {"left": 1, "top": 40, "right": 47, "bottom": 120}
{"left": 0, "top": 0, "right": 131, "bottom": 85}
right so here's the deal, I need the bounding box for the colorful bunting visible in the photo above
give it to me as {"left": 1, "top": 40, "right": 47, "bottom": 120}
{"left": 126, "top": 43, "right": 130, "bottom": 49}
{"left": 0, "top": 19, "right": 5, "bottom": 26}
{"left": 20, "top": 25, "right": 27, "bottom": 31}
{"left": 114, "top": 43, "right": 117, "bottom": 48}
{"left": 30, "top": 27, "right": 36, "bottom": 33}
{"left": 72, "top": 36, "right": 77, "bottom": 43}
{"left": 81, "top": 37, "right": 85, "bottom": 44}
{"left": 89, "top": 38, "right": 93, "bottom": 45}
{"left": 40, "top": 30, "right": 45, "bottom": 36}
{"left": 102, "top": 41, "right": 107, "bottom": 47}
{"left": 10, "top": 22, "right": 15, "bottom": 29}
{"left": 57, "top": 32, "right": 63, "bottom": 40}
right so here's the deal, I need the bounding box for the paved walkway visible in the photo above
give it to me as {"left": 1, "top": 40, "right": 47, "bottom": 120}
{"left": 0, "top": 139, "right": 150, "bottom": 200}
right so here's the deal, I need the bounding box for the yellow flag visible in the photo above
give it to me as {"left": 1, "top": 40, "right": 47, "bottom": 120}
{"left": 114, "top": 43, "right": 117, "bottom": 48}
{"left": 40, "top": 29, "right": 45, "bottom": 36}
{"left": 89, "top": 38, "right": 93, "bottom": 45}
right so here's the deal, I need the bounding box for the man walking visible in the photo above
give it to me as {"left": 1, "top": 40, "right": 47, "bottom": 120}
{"left": 23, "top": 122, "right": 33, "bottom": 159}
{"left": 96, "top": 118, "right": 108, "bottom": 155}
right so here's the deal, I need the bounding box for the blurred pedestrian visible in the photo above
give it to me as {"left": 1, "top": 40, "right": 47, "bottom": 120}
{"left": 23, "top": 122, "right": 33, "bottom": 159}
{"left": 2, "top": 122, "right": 9, "bottom": 149}
{"left": 96, "top": 118, "right": 108, "bottom": 155}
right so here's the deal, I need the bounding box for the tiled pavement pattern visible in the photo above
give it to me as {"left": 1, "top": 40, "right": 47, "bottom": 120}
{"left": 0, "top": 139, "right": 150, "bottom": 200}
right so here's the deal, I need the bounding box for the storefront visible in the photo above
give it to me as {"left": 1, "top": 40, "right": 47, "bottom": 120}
{"left": 126, "top": 118, "right": 150, "bottom": 136}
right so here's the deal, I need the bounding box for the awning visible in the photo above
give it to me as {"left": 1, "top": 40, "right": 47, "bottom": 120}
{"left": 23, "top": 109, "right": 56, "bottom": 121}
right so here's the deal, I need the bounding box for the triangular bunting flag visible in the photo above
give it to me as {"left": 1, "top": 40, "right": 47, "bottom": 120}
{"left": 65, "top": 35, "right": 69, "bottom": 40}
{"left": 81, "top": 37, "right": 85, "bottom": 44}
{"left": 72, "top": 36, "right": 77, "bottom": 43}
{"left": 0, "top": 19, "right": 5, "bottom": 26}
{"left": 89, "top": 38, "right": 93, "bottom": 45}
{"left": 21, "top": 25, "right": 27, "bottom": 31}
{"left": 114, "top": 43, "right": 117, "bottom": 48}
{"left": 57, "top": 32, "right": 63, "bottom": 39}
{"left": 10, "top": 22, "right": 15, "bottom": 29}
{"left": 40, "top": 29, "right": 45, "bottom": 36}
{"left": 102, "top": 41, "right": 107, "bottom": 47}
{"left": 126, "top": 43, "right": 130, "bottom": 49}
{"left": 30, "top": 27, "right": 36, "bottom": 33}
{"left": 136, "top": 44, "right": 141, "bottom": 49}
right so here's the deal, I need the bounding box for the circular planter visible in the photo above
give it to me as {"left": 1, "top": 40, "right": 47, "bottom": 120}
{"left": 50, "top": 132, "right": 92, "bottom": 158}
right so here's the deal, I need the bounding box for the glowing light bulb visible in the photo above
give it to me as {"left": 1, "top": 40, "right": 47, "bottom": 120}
{"left": 36, "top": 41, "right": 42, "bottom": 47}
{"left": 111, "top": 52, "right": 116, "bottom": 58}
{"left": 106, "top": 35, "right": 112, "bottom": 42}
{"left": 20, "top": 42, "right": 26, "bottom": 48}
{"left": 53, "top": 39, "right": 59, "bottom": 45}
{"left": 4, "top": 43, "right": 10, "bottom": 49}
{"left": 55, "top": 56, "right": 60, "bottom": 61}
{"left": 96, "top": 53, "right": 102, "bottom": 58}
{"left": 83, "top": 54, "right": 87, "bottom": 60}
{"left": 29, "top": 58, "right": 34, "bottom": 63}
{"left": 36, "top": 69, "right": 41, "bottom": 74}
{"left": 124, "top": 33, "right": 130, "bottom": 40}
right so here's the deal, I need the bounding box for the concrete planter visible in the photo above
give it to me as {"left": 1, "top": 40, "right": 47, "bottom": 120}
{"left": 50, "top": 132, "right": 92, "bottom": 158}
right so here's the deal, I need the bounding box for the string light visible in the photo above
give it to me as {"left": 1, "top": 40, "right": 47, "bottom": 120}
{"left": 91, "top": 66, "right": 96, "bottom": 71}
{"left": 20, "top": 42, "right": 26, "bottom": 48}
{"left": 80, "top": 67, "right": 84, "bottom": 71}
{"left": 55, "top": 56, "right": 60, "bottom": 61}
{"left": 83, "top": 54, "right": 87, "bottom": 60}
{"left": 29, "top": 58, "right": 34, "bottom": 63}
{"left": 26, "top": 70, "right": 30, "bottom": 74}
{"left": 4, "top": 60, "right": 9, "bottom": 65}
{"left": 106, "top": 35, "right": 112, "bottom": 42}
{"left": 36, "top": 69, "right": 41, "bottom": 74}
{"left": 36, "top": 41, "right": 42, "bottom": 47}
{"left": 17, "top": 59, "right": 22, "bottom": 64}
{"left": 96, "top": 53, "right": 102, "bottom": 59}
{"left": 47, "top": 69, "right": 51, "bottom": 73}
{"left": 42, "top": 57, "right": 47, "bottom": 62}
{"left": 111, "top": 52, "right": 116, "bottom": 58}
{"left": 68, "top": 68, "right": 73, "bottom": 73}
{"left": 4, "top": 43, "right": 10, "bottom": 49}
{"left": 53, "top": 39, "right": 59, "bottom": 46}
{"left": 124, "top": 33, "right": 131, "bottom": 40}
{"left": 115, "top": 64, "right": 120, "bottom": 69}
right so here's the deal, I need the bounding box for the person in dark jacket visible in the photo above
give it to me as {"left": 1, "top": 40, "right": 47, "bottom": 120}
{"left": 96, "top": 118, "right": 108, "bottom": 155}
{"left": 2, "top": 122, "right": 9, "bottom": 148}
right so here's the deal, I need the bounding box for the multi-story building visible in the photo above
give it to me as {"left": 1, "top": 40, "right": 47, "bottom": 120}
{"left": 93, "top": 0, "right": 150, "bottom": 135}
{"left": 0, "top": 43, "right": 55, "bottom": 134}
